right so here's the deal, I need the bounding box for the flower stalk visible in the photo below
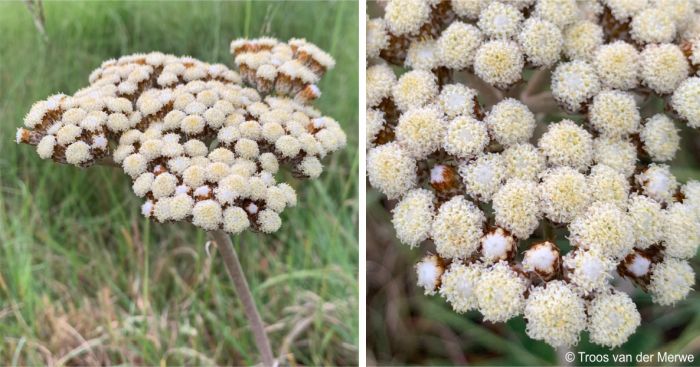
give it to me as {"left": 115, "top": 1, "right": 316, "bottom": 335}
{"left": 210, "top": 229, "right": 276, "bottom": 367}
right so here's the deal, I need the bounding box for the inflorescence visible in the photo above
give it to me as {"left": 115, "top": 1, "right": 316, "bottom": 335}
{"left": 367, "top": 0, "right": 700, "bottom": 349}
{"left": 17, "top": 38, "right": 346, "bottom": 234}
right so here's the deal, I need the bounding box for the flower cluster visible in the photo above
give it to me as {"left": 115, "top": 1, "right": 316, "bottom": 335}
{"left": 17, "top": 38, "right": 346, "bottom": 234}
{"left": 368, "top": 0, "right": 700, "bottom": 349}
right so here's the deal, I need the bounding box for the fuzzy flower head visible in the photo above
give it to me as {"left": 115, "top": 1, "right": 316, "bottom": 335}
{"left": 539, "top": 167, "right": 591, "bottom": 224}
{"left": 628, "top": 193, "right": 665, "bottom": 249}
{"left": 524, "top": 280, "right": 587, "bottom": 348}
{"left": 563, "top": 21, "right": 603, "bottom": 62}
{"left": 648, "top": 258, "right": 694, "bottom": 306}
{"left": 563, "top": 249, "right": 615, "bottom": 295}
{"left": 367, "top": 143, "right": 417, "bottom": 200}
{"left": 671, "top": 77, "right": 700, "bottom": 128}
{"left": 539, "top": 120, "right": 593, "bottom": 171}
{"left": 485, "top": 98, "right": 535, "bottom": 146}
{"left": 569, "top": 201, "right": 634, "bottom": 259}
{"left": 588, "top": 90, "right": 640, "bottom": 137}
{"left": 552, "top": 60, "right": 601, "bottom": 112}
{"left": 641, "top": 114, "right": 680, "bottom": 162}
{"left": 587, "top": 290, "right": 641, "bottom": 348}
{"left": 392, "top": 189, "right": 435, "bottom": 247}
{"left": 493, "top": 179, "right": 542, "bottom": 238}
{"left": 593, "top": 42, "right": 640, "bottom": 90}
{"left": 19, "top": 41, "right": 346, "bottom": 236}
{"left": 663, "top": 203, "right": 700, "bottom": 259}
{"left": 635, "top": 164, "right": 679, "bottom": 204}
{"left": 459, "top": 153, "right": 507, "bottom": 202}
{"left": 439, "top": 262, "right": 483, "bottom": 313}
{"left": 474, "top": 40, "right": 524, "bottom": 89}
{"left": 518, "top": 18, "right": 563, "bottom": 67}
{"left": 431, "top": 196, "right": 486, "bottom": 259}
{"left": 475, "top": 261, "right": 528, "bottom": 322}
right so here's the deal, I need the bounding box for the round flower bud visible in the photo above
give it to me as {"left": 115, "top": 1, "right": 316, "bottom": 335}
{"left": 671, "top": 77, "right": 700, "bottom": 128}
{"left": 640, "top": 114, "right": 680, "bottom": 161}
{"left": 192, "top": 199, "right": 222, "bottom": 230}
{"left": 367, "top": 143, "right": 417, "bottom": 199}
{"left": 524, "top": 281, "right": 586, "bottom": 347}
{"left": 443, "top": 115, "right": 489, "bottom": 159}
{"left": 635, "top": 163, "right": 678, "bottom": 204}
{"left": 533, "top": 0, "right": 579, "bottom": 28}
{"left": 473, "top": 40, "right": 524, "bottom": 88}
{"left": 431, "top": 196, "right": 485, "bottom": 259}
{"left": 588, "top": 290, "right": 641, "bottom": 348}
{"left": 480, "top": 227, "right": 516, "bottom": 264}
{"left": 588, "top": 164, "right": 630, "bottom": 208}
{"left": 183, "top": 165, "right": 206, "bottom": 188}
{"left": 366, "top": 64, "right": 396, "bottom": 108}
{"left": 395, "top": 107, "right": 445, "bottom": 159}
{"left": 620, "top": 250, "right": 653, "bottom": 278}
{"left": 493, "top": 179, "right": 541, "bottom": 238}
{"left": 475, "top": 261, "right": 528, "bottom": 322}
{"left": 384, "top": 0, "right": 430, "bottom": 36}
{"left": 437, "top": 84, "right": 477, "bottom": 119}
{"left": 593, "top": 42, "right": 639, "bottom": 90}
{"left": 485, "top": 98, "right": 535, "bottom": 146}
{"left": 569, "top": 202, "right": 634, "bottom": 259}
{"left": 439, "top": 262, "right": 482, "bottom": 313}
{"left": 459, "top": 153, "right": 506, "bottom": 201}
{"left": 392, "top": 70, "right": 438, "bottom": 112}
{"left": 392, "top": 189, "right": 435, "bottom": 247}
{"left": 415, "top": 254, "right": 445, "bottom": 295}
{"left": 552, "top": 60, "right": 601, "bottom": 111}
{"left": 563, "top": 249, "right": 615, "bottom": 295}
{"left": 630, "top": 8, "right": 676, "bottom": 44}
{"left": 518, "top": 18, "right": 563, "bottom": 67}
{"left": 589, "top": 90, "right": 640, "bottom": 137}
{"left": 563, "top": 21, "right": 603, "bottom": 62}
{"left": 437, "top": 22, "right": 483, "bottom": 69}
{"left": 640, "top": 44, "right": 689, "bottom": 94}
{"left": 593, "top": 137, "right": 637, "bottom": 177}
{"left": 538, "top": 120, "right": 593, "bottom": 171}
{"left": 257, "top": 209, "right": 281, "bottom": 233}
{"left": 539, "top": 167, "right": 591, "bottom": 224}
{"left": 477, "top": 2, "right": 523, "bottom": 39}
{"left": 405, "top": 39, "right": 439, "bottom": 70}
{"left": 502, "top": 143, "right": 545, "bottom": 181}
{"left": 367, "top": 18, "right": 389, "bottom": 59}
{"left": 522, "top": 241, "right": 560, "bottom": 280}
{"left": 648, "top": 258, "right": 694, "bottom": 305}
{"left": 663, "top": 203, "right": 700, "bottom": 259}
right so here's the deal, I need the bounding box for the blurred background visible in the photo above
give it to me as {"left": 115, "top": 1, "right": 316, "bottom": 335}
{"left": 366, "top": 2, "right": 700, "bottom": 366}
{"left": 0, "top": 1, "right": 358, "bottom": 365}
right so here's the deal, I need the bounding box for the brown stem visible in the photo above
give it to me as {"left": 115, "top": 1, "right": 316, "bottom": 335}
{"left": 522, "top": 91, "right": 559, "bottom": 114}
{"left": 521, "top": 68, "right": 550, "bottom": 98}
{"left": 209, "top": 230, "right": 276, "bottom": 367}
{"left": 462, "top": 71, "right": 503, "bottom": 107}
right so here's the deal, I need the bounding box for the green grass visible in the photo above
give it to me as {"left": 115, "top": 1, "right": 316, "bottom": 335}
{"left": 0, "top": 1, "right": 358, "bottom": 365}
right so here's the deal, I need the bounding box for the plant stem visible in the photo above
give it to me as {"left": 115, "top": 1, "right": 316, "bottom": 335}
{"left": 210, "top": 230, "right": 276, "bottom": 367}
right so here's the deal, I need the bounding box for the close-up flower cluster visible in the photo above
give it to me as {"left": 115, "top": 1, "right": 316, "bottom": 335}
{"left": 17, "top": 38, "right": 346, "bottom": 235}
{"left": 367, "top": 0, "right": 700, "bottom": 349}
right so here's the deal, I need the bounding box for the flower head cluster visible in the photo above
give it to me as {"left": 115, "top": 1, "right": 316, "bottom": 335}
{"left": 18, "top": 38, "right": 346, "bottom": 235}
{"left": 368, "top": 0, "right": 700, "bottom": 349}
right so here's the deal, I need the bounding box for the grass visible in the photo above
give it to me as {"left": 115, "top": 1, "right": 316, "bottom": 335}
{"left": 0, "top": 1, "right": 358, "bottom": 365}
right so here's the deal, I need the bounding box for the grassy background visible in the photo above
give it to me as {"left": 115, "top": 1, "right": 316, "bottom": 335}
{"left": 365, "top": 3, "right": 700, "bottom": 365}
{"left": 0, "top": 1, "right": 358, "bottom": 365}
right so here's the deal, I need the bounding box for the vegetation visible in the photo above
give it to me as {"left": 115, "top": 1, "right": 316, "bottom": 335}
{"left": 0, "top": 1, "right": 358, "bottom": 365}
